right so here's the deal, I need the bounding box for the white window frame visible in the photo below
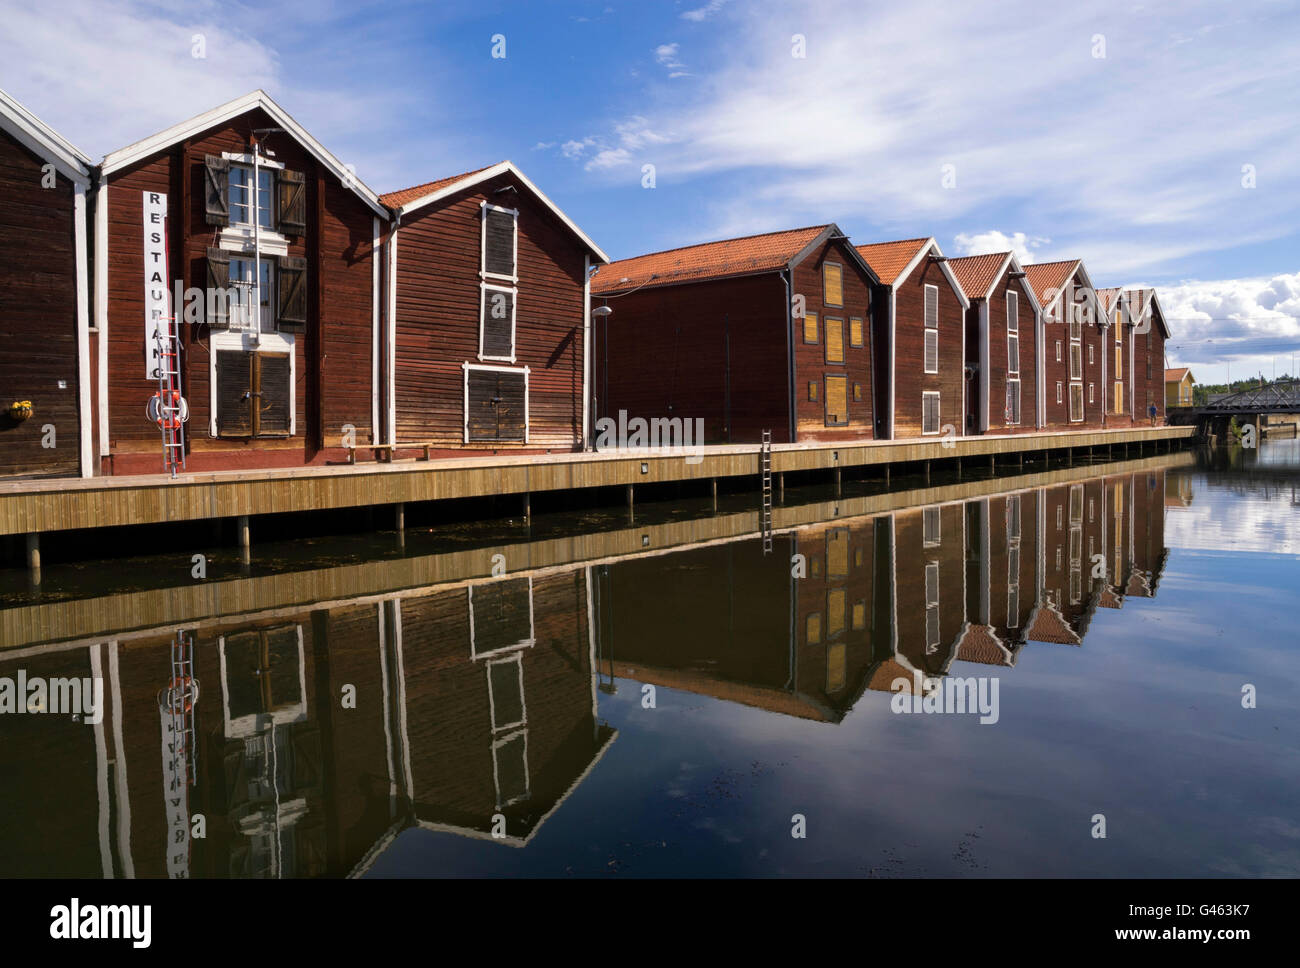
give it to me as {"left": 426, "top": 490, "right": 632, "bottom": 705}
{"left": 1007, "top": 290, "right": 1019, "bottom": 376}
{"left": 478, "top": 282, "right": 519, "bottom": 363}
{"left": 923, "top": 506, "right": 941, "bottom": 547}
{"left": 1006, "top": 378, "right": 1021, "bottom": 425}
{"left": 924, "top": 561, "right": 940, "bottom": 653}
{"left": 221, "top": 152, "right": 290, "bottom": 254}
{"left": 490, "top": 727, "right": 530, "bottom": 809}
{"left": 227, "top": 254, "right": 278, "bottom": 332}
{"left": 480, "top": 201, "right": 519, "bottom": 284}
{"left": 462, "top": 362, "right": 531, "bottom": 444}
{"left": 467, "top": 576, "right": 536, "bottom": 659}
{"left": 1069, "top": 382, "right": 1084, "bottom": 422}
{"left": 1056, "top": 381, "right": 1063, "bottom": 404}
{"left": 217, "top": 624, "right": 308, "bottom": 740}
{"left": 921, "top": 390, "right": 941, "bottom": 435}
{"left": 1055, "top": 340, "right": 1062, "bottom": 362}
{"left": 923, "top": 328, "right": 939, "bottom": 374}
{"left": 1089, "top": 382, "right": 1095, "bottom": 404}
{"left": 486, "top": 651, "right": 527, "bottom": 732}
{"left": 208, "top": 331, "right": 297, "bottom": 438}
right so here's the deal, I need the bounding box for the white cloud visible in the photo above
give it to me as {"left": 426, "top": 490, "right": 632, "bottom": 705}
{"left": 561, "top": 138, "right": 594, "bottom": 159}
{"left": 655, "top": 42, "right": 686, "bottom": 71}
{"left": 1146, "top": 272, "right": 1300, "bottom": 379}
{"left": 532, "top": 141, "right": 556, "bottom": 150}
{"left": 952, "top": 230, "right": 1049, "bottom": 265}
{"left": 681, "top": 0, "right": 730, "bottom": 22}
{"left": 581, "top": 0, "right": 1300, "bottom": 281}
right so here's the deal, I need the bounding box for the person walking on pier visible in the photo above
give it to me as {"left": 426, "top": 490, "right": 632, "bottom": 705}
{"left": 1148, "top": 402, "right": 1158, "bottom": 426}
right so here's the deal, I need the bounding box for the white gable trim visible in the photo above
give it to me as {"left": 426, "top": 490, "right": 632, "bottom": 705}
{"left": 100, "top": 89, "right": 388, "bottom": 218}
{"left": 0, "top": 88, "right": 92, "bottom": 186}
{"left": 891, "top": 238, "right": 970, "bottom": 310}
{"left": 390, "top": 160, "right": 609, "bottom": 264}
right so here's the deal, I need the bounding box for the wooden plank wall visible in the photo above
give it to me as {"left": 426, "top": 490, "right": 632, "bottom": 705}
{"left": 0, "top": 127, "right": 82, "bottom": 479}
{"left": 103, "top": 107, "right": 377, "bottom": 474}
{"left": 983, "top": 271, "right": 1040, "bottom": 434}
{"left": 393, "top": 171, "right": 587, "bottom": 449}
{"left": 791, "top": 238, "right": 875, "bottom": 441}
{"left": 892, "top": 259, "right": 965, "bottom": 439}
{"left": 594, "top": 273, "right": 789, "bottom": 443}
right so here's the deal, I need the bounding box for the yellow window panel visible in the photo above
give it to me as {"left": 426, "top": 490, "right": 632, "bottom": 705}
{"left": 826, "top": 642, "right": 847, "bottom": 693}
{"left": 827, "top": 588, "right": 847, "bottom": 636}
{"left": 851, "top": 600, "right": 866, "bottom": 630}
{"left": 803, "top": 311, "right": 819, "bottom": 344}
{"left": 827, "top": 530, "right": 849, "bottom": 577}
{"left": 825, "top": 318, "right": 844, "bottom": 363}
{"left": 825, "top": 375, "right": 848, "bottom": 425}
{"left": 823, "top": 263, "right": 843, "bottom": 306}
{"left": 806, "top": 611, "right": 822, "bottom": 645}
{"left": 849, "top": 317, "right": 864, "bottom": 347}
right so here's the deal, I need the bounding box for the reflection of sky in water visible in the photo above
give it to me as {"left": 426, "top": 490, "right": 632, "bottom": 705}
{"left": 371, "top": 446, "right": 1300, "bottom": 877}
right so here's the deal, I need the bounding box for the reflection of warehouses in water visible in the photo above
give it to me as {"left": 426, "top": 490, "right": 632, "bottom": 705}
{"left": 593, "top": 470, "right": 1170, "bottom": 714}
{"left": 0, "top": 570, "right": 614, "bottom": 877}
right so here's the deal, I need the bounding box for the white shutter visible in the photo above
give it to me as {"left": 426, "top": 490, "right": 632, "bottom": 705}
{"left": 924, "top": 329, "right": 939, "bottom": 373}
{"left": 924, "top": 285, "right": 938, "bottom": 328}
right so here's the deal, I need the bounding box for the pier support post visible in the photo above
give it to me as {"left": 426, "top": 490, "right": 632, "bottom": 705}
{"left": 883, "top": 465, "right": 890, "bottom": 486}
{"left": 990, "top": 454, "right": 995, "bottom": 473}
{"left": 236, "top": 515, "right": 250, "bottom": 551}
{"left": 521, "top": 493, "right": 530, "bottom": 525}
{"left": 626, "top": 483, "right": 634, "bottom": 508}
{"left": 955, "top": 457, "right": 961, "bottom": 481}
{"left": 395, "top": 503, "right": 406, "bottom": 532}
{"left": 834, "top": 467, "right": 842, "bottom": 496}
{"left": 777, "top": 473, "right": 784, "bottom": 502}
{"left": 1066, "top": 449, "right": 1072, "bottom": 466}
{"left": 1018, "top": 451, "right": 1024, "bottom": 469}
{"left": 924, "top": 460, "right": 931, "bottom": 485}
{"left": 711, "top": 478, "right": 718, "bottom": 511}
{"left": 25, "top": 533, "right": 40, "bottom": 581}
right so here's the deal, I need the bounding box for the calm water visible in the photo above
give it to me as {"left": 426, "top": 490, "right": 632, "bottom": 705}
{"left": 2, "top": 440, "right": 1297, "bottom": 877}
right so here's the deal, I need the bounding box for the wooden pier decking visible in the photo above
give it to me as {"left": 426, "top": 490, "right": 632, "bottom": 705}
{"left": 0, "top": 425, "right": 1193, "bottom": 540}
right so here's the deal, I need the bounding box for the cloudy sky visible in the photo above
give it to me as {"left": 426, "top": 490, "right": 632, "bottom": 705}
{"left": 3, "top": 0, "right": 1298, "bottom": 382}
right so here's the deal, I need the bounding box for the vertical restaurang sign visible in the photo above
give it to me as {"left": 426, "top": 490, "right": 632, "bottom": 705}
{"left": 143, "top": 191, "right": 170, "bottom": 378}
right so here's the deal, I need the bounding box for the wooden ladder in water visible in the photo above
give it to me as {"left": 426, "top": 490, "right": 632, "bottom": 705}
{"left": 761, "top": 429, "right": 773, "bottom": 553}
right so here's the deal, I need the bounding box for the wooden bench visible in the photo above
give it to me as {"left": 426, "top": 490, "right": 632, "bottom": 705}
{"left": 347, "top": 442, "right": 436, "bottom": 464}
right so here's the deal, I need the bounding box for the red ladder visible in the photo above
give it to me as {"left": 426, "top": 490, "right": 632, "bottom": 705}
{"left": 151, "top": 318, "right": 186, "bottom": 477}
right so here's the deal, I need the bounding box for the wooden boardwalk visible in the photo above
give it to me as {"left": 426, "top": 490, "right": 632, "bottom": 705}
{"left": 0, "top": 425, "right": 1193, "bottom": 538}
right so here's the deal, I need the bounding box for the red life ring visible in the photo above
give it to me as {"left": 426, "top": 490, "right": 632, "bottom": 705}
{"left": 160, "top": 676, "right": 199, "bottom": 713}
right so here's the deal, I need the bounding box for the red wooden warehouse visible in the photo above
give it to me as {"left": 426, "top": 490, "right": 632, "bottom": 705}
{"left": 93, "top": 90, "right": 390, "bottom": 475}
{"left": 1023, "top": 259, "right": 1108, "bottom": 430}
{"left": 1123, "top": 287, "right": 1169, "bottom": 424}
{"left": 948, "top": 251, "right": 1044, "bottom": 435}
{"left": 379, "top": 161, "right": 607, "bottom": 455}
{"left": 0, "top": 88, "right": 94, "bottom": 480}
{"left": 854, "top": 238, "right": 970, "bottom": 441}
{"left": 591, "top": 224, "right": 879, "bottom": 444}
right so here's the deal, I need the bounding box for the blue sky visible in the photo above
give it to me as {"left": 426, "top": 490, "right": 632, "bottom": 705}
{"left": 3, "top": 0, "right": 1299, "bottom": 381}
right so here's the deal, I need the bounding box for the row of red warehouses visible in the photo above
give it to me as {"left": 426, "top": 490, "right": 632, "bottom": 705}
{"left": 1, "top": 88, "right": 1171, "bottom": 482}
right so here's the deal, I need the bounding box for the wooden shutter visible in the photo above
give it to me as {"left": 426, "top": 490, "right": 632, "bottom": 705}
{"left": 803, "top": 311, "right": 818, "bottom": 344}
{"left": 206, "top": 247, "right": 232, "bottom": 329}
{"left": 924, "top": 329, "right": 939, "bottom": 372}
{"left": 276, "top": 169, "right": 306, "bottom": 235}
{"left": 827, "top": 588, "right": 847, "bottom": 636}
{"left": 467, "top": 370, "right": 498, "bottom": 441}
{"left": 823, "top": 263, "right": 843, "bottom": 306}
{"left": 849, "top": 317, "right": 864, "bottom": 347}
{"left": 483, "top": 207, "right": 516, "bottom": 278}
{"left": 472, "top": 578, "right": 533, "bottom": 653}
{"left": 216, "top": 350, "right": 252, "bottom": 436}
{"left": 825, "top": 318, "right": 844, "bottom": 364}
{"left": 924, "top": 285, "right": 938, "bottom": 328}
{"left": 496, "top": 370, "right": 527, "bottom": 441}
{"left": 481, "top": 287, "right": 515, "bottom": 359}
{"left": 825, "top": 375, "right": 847, "bottom": 425}
{"left": 255, "top": 352, "right": 292, "bottom": 436}
{"left": 827, "top": 530, "right": 849, "bottom": 577}
{"left": 276, "top": 256, "right": 308, "bottom": 331}
{"left": 203, "top": 154, "right": 230, "bottom": 226}
{"left": 923, "top": 392, "right": 940, "bottom": 433}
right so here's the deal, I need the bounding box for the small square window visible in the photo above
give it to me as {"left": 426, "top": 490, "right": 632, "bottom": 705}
{"left": 808, "top": 381, "right": 818, "bottom": 402}
{"left": 853, "top": 382, "right": 862, "bottom": 401}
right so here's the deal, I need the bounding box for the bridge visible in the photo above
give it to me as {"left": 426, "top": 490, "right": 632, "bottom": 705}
{"left": 1168, "top": 379, "right": 1300, "bottom": 438}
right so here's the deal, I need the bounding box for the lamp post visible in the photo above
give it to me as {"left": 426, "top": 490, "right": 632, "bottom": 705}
{"left": 592, "top": 304, "right": 613, "bottom": 447}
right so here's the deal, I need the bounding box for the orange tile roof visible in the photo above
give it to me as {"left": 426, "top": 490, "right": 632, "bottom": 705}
{"left": 591, "top": 224, "right": 829, "bottom": 294}
{"left": 956, "top": 624, "right": 1012, "bottom": 666}
{"left": 1022, "top": 259, "right": 1080, "bottom": 307}
{"left": 380, "top": 163, "right": 499, "bottom": 208}
{"left": 1095, "top": 286, "right": 1122, "bottom": 315}
{"left": 1165, "top": 367, "right": 1190, "bottom": 382}
{"left": 947, "top": 252, "right": 1009, "bottom": 301}
{"left": 853, "top": 237, "right": 930, "bottom": 287}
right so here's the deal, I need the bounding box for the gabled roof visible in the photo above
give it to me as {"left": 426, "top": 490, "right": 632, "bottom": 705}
{"left": 1122, "top": 287, "right": 1171, "bottom": 338}
{"left": 947, "top": 251, "right": 1043, "bottom": 316}
{"left": 1165, "top": 367, "right": 1192, "bottom": 382}
{"left": 100, "top": 89, "right": 388, "bottom": 218}
{"left": 854, "top": 237, "right": 930, "bottom": 285}
{"left": 0, "top": 87, "right": 92, "bottom": 186}
{"left": 948, "top": 252, "right": 1009, "bottom": 301}
{"left": 591, "top": 223, "right": 874, "bottom": 295}
{"left": 383, "top": 160, "right": 608, "bottom": 263}
{"left": 1095, "top": 286, "right": 1123, "bottom": 317}
{"left": 1022, "top": 260, "right": 1081, "bottom": 314}
{"left": 854, "top": 237, "right": 970, "bottom": 309}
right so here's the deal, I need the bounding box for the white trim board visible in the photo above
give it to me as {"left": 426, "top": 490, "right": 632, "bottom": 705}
{"left": 0, "top": 86, "right": 92, "bottom": 185}
{"left": 100, "top": 89, "right": 389, "bottom": 218}
{"left": 387, "top": 160, "right": 609, "bottom": 264}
